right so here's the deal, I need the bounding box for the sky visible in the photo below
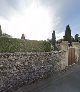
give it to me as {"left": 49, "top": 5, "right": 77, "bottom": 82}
{"left": 0, "top": 0, "right": 80, "bottom": 40}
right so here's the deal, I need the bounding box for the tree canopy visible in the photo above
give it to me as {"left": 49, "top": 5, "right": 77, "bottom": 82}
{"left": 2, "top": 33, "right": 12, "bottom": 38}
{"left": 21, "top": 34, "right": 25, "bottom": 40}
{"left": 64, "top": 25, "right": 71, "bottom": 43}
{"left": 52, "top": 30, "right": 56, "bottom": 50}
{"left": 75, "top": 34, "right": 79, "bottom": 42}
{"left": 0, "top": 25, "right": 2, "bottom": 36}
{"left": 52, "top": 30, "right": 56, "bottom": 46}
{"left": 0, "top": 25, "right": 12, "bottom": 38}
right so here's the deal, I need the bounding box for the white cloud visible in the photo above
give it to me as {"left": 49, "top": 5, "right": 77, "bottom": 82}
{"left": 0, "top": 0, "right": 60, "bottom": 40}
{"left": 0, "top": 0, "right": 80, "bottom": 40}
{"left": 56, "top": 32, "right": 64, "bottom": 40}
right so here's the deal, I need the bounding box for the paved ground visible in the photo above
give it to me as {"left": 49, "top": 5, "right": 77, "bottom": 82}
{"left": 15, "top": 64, "right": 80, "bottom": 92}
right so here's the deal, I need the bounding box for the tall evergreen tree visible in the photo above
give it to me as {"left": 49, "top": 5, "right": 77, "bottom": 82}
{"left": 52, "top": 30, "right": 56, "bottom": 50}
{"left": 0, "top": 25, "right": 2, "bottom": 36}
{"left": 64, "top": 25, "right": 71, "bottom": 43}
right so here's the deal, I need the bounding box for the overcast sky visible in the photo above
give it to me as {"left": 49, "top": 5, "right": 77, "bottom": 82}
{"left": 0, "top": 0, "right": 80, "bottom": 40}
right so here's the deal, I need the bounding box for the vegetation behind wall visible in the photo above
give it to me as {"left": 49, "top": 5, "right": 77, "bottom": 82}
{"left": 0, "top": 37, "right": 51, "bottom": 52}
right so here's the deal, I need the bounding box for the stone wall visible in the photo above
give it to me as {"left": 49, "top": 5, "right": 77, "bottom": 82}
{"left": 59, "top": 42, "right": 80, "bottom": 63}
{"left": 59, "top": 41, "right": 69, "bottom": 51}
{"left": 72, "top": 42, "right": 80, "bottom": 62}
{"left": 0, "top": 51, "right": 67, "bottom": 92}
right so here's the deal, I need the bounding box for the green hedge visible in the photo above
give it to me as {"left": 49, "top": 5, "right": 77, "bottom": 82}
{"left": 0, "top": 37, "right": 51, "bottom": 52}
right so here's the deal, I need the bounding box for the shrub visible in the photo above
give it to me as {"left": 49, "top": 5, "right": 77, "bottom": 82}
{"left": 0, "top": 37, "right": 51, "bottom": 52}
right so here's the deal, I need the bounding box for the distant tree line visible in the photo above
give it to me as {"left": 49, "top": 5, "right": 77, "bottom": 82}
{"left": 0, "top": 23, "right": 80, "bottom": 52}
{"left": 0, "top": 25, "right": 12, "bottom": 38}
{"left": 49, "top": 24, "right": 80, "bottom": 50}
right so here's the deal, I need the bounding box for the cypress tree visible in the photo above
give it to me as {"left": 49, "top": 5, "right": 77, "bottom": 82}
{"left": 0, "top": 25, "right": 2, "bottom": 37}
{"left": 52, "top": 30, "right": 56, "bottom": 50}
{"left": 64, "top": 25, "right": 71, "bottom": 43}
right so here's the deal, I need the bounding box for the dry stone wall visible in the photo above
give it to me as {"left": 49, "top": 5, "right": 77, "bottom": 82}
{"left": 0, "top": 51, "right": 67, "bottom": 92}
{"left": 72, "top": 42, "right": 80, "bottom": 62}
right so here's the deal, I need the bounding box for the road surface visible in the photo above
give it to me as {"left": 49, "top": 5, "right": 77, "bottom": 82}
{"left": 15, "top": 64, "right": 80, "bottom": 92}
